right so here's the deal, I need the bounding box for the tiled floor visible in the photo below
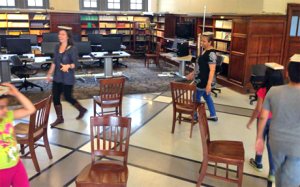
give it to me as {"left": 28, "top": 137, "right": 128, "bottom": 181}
{"left": 18, "top": 88, "right": 274, "bottom": 187}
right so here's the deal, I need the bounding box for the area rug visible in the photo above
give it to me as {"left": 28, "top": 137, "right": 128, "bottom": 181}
{"left": 12, "top": 58, "right": 182, "bottom": 103}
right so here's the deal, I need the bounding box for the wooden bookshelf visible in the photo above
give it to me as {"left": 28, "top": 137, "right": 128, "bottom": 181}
{"left": 0, "top": 13, "right": 50, "bottom": 41}
{"left": 133, "top": 16, "right": 150, "bottom": 54}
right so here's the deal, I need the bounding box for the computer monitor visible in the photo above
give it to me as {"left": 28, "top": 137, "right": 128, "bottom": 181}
{"left": 88, "top": 34, "right": 103, "bottom": 45}
{"left": 0, "top": 35, "right": 18, "bottom": 48}
{"left": 177, "top": 41, "right": 189, "bottom": 57}
{"left": 20, "top": 34, "right": 38, "bottom": 46}
{"left": 101, "top": 37, "right": 121, "bottom": 53}
{"left": 6, "top": 38, "right": 31, "bottom": 55}
{"left": 75, "top": 42, "right": 92, "bottom": 57}
{"left": 41, "top": 42, "right": 59, "bottom": 57}
{"left": 42, "top": 33, "right": 59, "bottom": 42}
{"left": 73, "top": 34, "right": 81, "bottom": 42}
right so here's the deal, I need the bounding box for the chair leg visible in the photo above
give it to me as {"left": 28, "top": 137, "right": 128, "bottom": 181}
{"left": 93, "top": 100, "right": 96, "bottom": 117}
{"left": 197, "top": 160, "right": 208, "bottom": 187}
{"left": 237, "top": 164, "right": 244, "bottom": 187}
{"left": 190, "top": 117, "right": 194, "bottom": 138}
{"left": 171, "top": 111, "right": 176, "bottom": 134}
{"left": 20, "top": 144, "right": 25, "bottom": 155}
{"left": 119, "top": 105, "right": 122, "bottom": 116}
{"left": 178, "top": 113, "right": 182, "bottom": 124}
{"left": 43, "top": 133, "right": 53, "bottom": 159}
{"left": 29, "top": 142, "right": 40, "bottom": 172}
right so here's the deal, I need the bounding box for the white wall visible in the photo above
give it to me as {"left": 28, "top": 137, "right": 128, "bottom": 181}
{"left": 158, "top": 0, "right": 263, "bottom": 14}
{"left": 263, "top": 0, "right": 300, "bottom": 14}
{"left": 158, "top": 0, "right": 300, "bottom": 15}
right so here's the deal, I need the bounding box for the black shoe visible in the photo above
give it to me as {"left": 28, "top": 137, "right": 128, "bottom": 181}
{"left": 249, "top": 158, "right": 263, "bottom": 172}
{"left": 207, "top": 116, "right": 218, "bottom": 122}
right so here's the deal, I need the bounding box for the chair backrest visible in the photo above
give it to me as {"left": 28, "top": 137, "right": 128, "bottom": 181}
{"left": 216, "top": 55, "right": 224, "bottom": 74}
{"left": 28, "top": 95, "right": 52, "bottom": 139}
{"left": 90, "top": 116, "right": 131, "bottom": 165}
{"left": 99, "top": 77, "right": 125, "bottom": 104}
{"left": 197, "top": 103, "right": 210, "bottom": 156}
{"left": 10, "top": 56, "right": 23, "bottom": 67}
{"left": 170, "top": 81, "right": 197, "bottom": 110}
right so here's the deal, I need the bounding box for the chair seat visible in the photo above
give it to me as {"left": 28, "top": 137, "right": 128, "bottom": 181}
{"left": 15, "top": 123, "right": 29, "bottom": 135}
{"left": 15, "top": 123, "right": 44, "bottom": 141}
{"left": 76, "top": 161, "right": 128, "bottom": 187}
{"left": 145, "top": 53, "right": 157, "bottom": 58}
{"left": 93, "top": 96, "right": 120, "bottom": 106}
{"left": 208, "top": 140, "right": 245, "bottom": 164}
{"left": 175, "top": 104, "right": 195, "bottom": 113}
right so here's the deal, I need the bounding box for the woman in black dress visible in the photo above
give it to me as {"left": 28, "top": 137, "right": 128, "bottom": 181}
{"left": 186, "top": 33, "right": 218, "bottom": 121}
{"left": 46, "top": 27, "right": 87, "bottom": 127}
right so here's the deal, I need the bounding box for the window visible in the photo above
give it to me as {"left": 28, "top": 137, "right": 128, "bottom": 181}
{"left": 83, "top": 0, "right": 97, "bottom": 8}
{"left": 28, "top": 0, "right": 43, "bottom": 7}
{"left": 0, "top": 0, "right": 15, "bottom": 7}
{"left": 130, "top": 0, "right": 143, "bottom": 10}
{"left": 107, "top": 0, "right": 120, "bottom": 10}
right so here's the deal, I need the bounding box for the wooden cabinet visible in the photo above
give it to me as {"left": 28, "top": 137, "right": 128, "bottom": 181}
{"left": 218, "top": 15, "right": 287, "bottom": 92}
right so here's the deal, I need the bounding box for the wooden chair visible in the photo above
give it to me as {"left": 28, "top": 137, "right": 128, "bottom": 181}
{"left": 145, "top": 42, "right": 161, "bottom": 68}
{"left": 76, "top": 116, "right": 132, "bottom": 187}
{"left": 197, "top": 103, "right": 245, "bottom": 187}
{"left": 170, "top": 82, "right": 198, "bottom": 138}
{"left": 15, "top": 95, "right": 53, "bottom": 172}
{"left": 93, "top": 77, "right": 125, "bottom": 117}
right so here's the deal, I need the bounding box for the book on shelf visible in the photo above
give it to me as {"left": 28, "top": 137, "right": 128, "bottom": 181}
{"left": 32, "top": 14, "right": 49, "bottom": 20}
{"left": 117, "top": 16, "right": 133, "bottom": 21}
{"left": 0, "top": 22, "right": 7, "bottom": 28}
{"left": 215, "top": 31, "right": 231, "bottom": 41}
{"left": 215, "top": 20, "right": 232, "bottom": 29}
{"left": 99, "top": 16, "right": 116, "bottom": 21}
{"left": 99, "top": 22, "right": 116, "bottom": 28}
{"left": 81, "top": 15, "right": 98, "bottom": 21}
{"left": 8, "top": 22, "right": 29, "bottom": 28}
{"left": 30, "top": 22, "right": 49, "bottom": 28}
{"left": 158, "top": 17, "right": 165, "bottom": 23}
{"left": 8, "top": 31, "right": 29, "bottom": 35}
{"left": 0, "top": 14, "right": 7, "bottom": 20}
{"left": 30, "top": 30, "right": 50, "bottom": 35}
{"left": 110, "top": 29, "right": 117, "bottom": 34}
{"left": 215, "top": 41, "right": 228, "bottom": 51}
{"left": 7, "top": 14, "right": 29, "bottom": 20}
{"left": 134, "top": 17, "right": 149, "bottom": 22}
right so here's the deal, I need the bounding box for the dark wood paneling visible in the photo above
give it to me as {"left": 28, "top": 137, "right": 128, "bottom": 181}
{"left": 228, "top": 53, "right": 245, "bottom": 84}
{"left": 50, "top": 13, "right": 81, "bottom": 34}
{"left": 228, "top": 18, "right": 248, "bottom": 85}
{"left": 164, "top": 14, "right": 178, "bottom": 38}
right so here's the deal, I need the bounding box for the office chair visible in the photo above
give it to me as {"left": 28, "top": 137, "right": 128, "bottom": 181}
{"left": 211, "top": 55, "right": 224, "bottom": 97}
{"left": 249, "top": 64, "right": 267, "bottom": 105}
{"left": 10, "top": 56, "right": 43, "bottom": 91}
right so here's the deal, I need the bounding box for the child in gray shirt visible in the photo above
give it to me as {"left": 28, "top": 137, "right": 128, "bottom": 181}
{"left": 256, "top": 61, "right": 300, "bottom": 187}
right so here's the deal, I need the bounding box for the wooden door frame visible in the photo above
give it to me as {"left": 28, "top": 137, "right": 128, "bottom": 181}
{"left": 283, "top": 3, "right": 300, "bottom": 70}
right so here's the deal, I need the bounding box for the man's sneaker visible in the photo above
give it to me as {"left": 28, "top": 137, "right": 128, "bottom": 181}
{"left": 267, "top": 174, "right": 275, "bottom": 182}
{"left": 249, "top": 158, "right": 263, "bottom": 172}
{"left": 207, "top": 116, "right": 218, "bottom": 122}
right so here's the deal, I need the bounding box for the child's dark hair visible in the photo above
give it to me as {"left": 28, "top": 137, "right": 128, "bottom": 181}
{"left": 262, "top": 68, "right": 284, "bottom": 92}
{"left": 288, "top": 62, "right": 300, "bottom": 83}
